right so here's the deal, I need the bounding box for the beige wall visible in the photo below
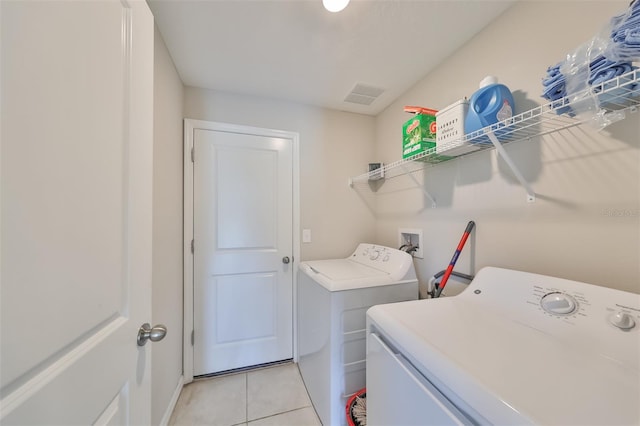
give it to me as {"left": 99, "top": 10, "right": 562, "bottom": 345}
{"left": 374, "top": 0, "right": 639, "bottom": 296}
{"left": 152, "top": 25, "right": 185, "bottom": 425}
{"left": 183, "top": 88, "right": 377, "bottom": 260}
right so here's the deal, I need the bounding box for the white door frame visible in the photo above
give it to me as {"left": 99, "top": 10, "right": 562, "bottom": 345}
{"left": 183, "top": 119, "right": 300, "bottom": 383}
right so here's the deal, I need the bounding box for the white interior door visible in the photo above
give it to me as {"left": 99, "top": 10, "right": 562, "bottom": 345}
{"left": 192, "top": 125, "right": 294, "bottom": 375}
{"left": 0, "top": 1, "right": 154, "bottom": 424}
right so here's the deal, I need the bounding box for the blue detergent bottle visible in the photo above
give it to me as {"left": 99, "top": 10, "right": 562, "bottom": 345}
{"left": 464, "top": 76, "right": 515, "bottom": 141}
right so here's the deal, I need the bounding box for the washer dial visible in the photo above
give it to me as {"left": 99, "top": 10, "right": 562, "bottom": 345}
{"left": 541, "top": 292, "right": 578, "bottom": 315}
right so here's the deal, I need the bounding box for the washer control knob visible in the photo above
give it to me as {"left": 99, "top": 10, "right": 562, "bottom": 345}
{"left": 608, "top": 312, "right": 636, "bottom": 330}
{"left": 541, "top": 292, "right": 578, "bottom": 315}
{"left": 369, "top": 250, "right": 380, "bottom": 260}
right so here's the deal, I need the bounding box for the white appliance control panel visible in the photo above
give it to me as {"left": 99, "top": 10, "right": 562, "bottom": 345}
{"left": 350, "top": 244, "right": 414, "bottom": 280}
{"left": 460, "top": 267, "right": 640, "bottom": 367}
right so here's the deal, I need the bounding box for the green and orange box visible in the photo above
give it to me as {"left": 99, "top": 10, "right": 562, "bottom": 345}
{"left": 402, "top": 107, "right": 437, "bottom": 159}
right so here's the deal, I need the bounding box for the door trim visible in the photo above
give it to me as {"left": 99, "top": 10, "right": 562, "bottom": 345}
{"left": 182, "top": 119, "right": 300, "bottom": 384}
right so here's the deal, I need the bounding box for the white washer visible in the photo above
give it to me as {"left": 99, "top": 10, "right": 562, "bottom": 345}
{"left": 298, "top": 243, "right": 418, "bottom": 426}
{"left": 367, "top": 267, "right": 640, "bottom": 425}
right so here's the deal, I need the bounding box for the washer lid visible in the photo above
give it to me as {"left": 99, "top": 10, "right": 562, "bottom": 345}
{"left": 300, "top": 259, "right": 413, "bottom": 292}
{"left": 305, "top": 259, "right": 387, "bottom": 281}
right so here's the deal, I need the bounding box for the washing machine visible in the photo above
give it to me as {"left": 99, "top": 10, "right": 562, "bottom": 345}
{"left": 297, "top": 243, "right": 418, "bottom": 426}
{"left": 367, "top": 267, "right": 640, "bottom": 425}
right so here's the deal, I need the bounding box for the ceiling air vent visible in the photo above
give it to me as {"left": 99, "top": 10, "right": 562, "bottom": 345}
{"left": 344, "top": 83, "right": 385, "bottom": 106}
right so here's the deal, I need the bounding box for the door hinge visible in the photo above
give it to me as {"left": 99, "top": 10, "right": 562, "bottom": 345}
{"left": 191, "top": 239, "right": 194, "bottom": 254}
{"left": 191, "top": 147, "right": 194, "bottom": 162}
{"left": 191, "top": 330, "right": 194, "bottom": 346}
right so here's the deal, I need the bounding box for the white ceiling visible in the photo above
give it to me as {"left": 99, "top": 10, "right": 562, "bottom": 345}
{"left": 148, "top": 0, "right": 515, "bottom": 115}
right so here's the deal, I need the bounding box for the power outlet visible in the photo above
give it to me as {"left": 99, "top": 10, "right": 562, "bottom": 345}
{"left": 398, "top": 228, "right": 423, "bottom": 259}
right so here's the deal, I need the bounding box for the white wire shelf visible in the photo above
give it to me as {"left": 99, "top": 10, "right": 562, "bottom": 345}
{"left": 349, "top": 69, "right": 640, "bottom": 186}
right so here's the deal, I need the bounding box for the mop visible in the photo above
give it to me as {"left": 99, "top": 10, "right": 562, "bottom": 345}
{"left": 434, "top": 221, "right": 475, "bottom": 298}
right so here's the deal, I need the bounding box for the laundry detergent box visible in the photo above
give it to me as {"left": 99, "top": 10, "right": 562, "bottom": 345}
{"left": 402, "top": 108, "right": 437, "bottom": 159}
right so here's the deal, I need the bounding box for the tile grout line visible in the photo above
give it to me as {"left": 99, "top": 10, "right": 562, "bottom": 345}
{"left": 245, "top": 406, "right": 315, "bottom": 424}
{"left": 245, "top": 365, "right": 313, "bottom": 425}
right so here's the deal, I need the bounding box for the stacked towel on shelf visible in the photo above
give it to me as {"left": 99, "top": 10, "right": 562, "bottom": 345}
{"left": 589, "top": 58, "right": 637, "bottom": 105}
{"left": 541, "top": 0, "right": 639, "bottom": 113}
{"left": 541, "top": 64, "right": 573, "bottom": 114}
{"left": 541, "top": 57, "right": 636, "bottom": 114}
{"left": 610, "top": 0, "right": 640, "bottom": 60}
{"left": 541, "top": 64, "right": 565, "bottom": 101}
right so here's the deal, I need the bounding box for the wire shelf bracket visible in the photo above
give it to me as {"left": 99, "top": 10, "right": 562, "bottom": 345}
{"left": 486, "top": 131, "right": 536, "bottom": 203}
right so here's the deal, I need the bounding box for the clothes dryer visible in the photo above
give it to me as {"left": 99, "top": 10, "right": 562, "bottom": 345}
{"left": 367, "top": 267, "right": 640, "bottom": 425}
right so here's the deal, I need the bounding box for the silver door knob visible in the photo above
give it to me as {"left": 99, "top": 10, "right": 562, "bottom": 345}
{"left": 282, "top": 256, "right": 290, "bottom": 264}
{"left": 137, "top": 323, "right": 167, "bottom": 346}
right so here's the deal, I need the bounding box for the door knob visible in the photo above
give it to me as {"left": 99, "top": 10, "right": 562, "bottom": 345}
{"left": 282, "top": 256, "right": 290, "bottom": 264}
{"left": 137, "top": 323, "right": 167, "bottom": 346}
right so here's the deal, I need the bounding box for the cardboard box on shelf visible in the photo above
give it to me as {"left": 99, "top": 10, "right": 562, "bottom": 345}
{"left": 402, "top": 111, "right": 437, "bottom": 159}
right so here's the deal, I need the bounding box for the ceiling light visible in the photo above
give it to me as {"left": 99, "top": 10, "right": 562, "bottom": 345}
{"left": 323, "top": 0, "right": 350, "bottom": 13}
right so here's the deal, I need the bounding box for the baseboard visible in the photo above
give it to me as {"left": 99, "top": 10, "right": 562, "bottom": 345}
{"left": 159, "top": 375, "right": 184, "bottom": 426}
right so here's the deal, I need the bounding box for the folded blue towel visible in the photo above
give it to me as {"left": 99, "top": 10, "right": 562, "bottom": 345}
{"left": 542, "top": 67, "right": 564, "bottom": 87}
{"left": 612, "top": 25, "right": 640, "bottom": 44}
{"left": 613, "top": 27, "right": 640, "bottom": 44}
{"left": 589, "top": 56, "right": 610, "bottom": 70}
{"left": 626, "top": 28, "right": 640, "bottom": 44}
{"left": 541, "top": 79, "right": 564, "bottom": 98}
{"left": 541, "top": 66, "right": 573, "bottom": 114}
{"left": 589, "top": 61, "right": 633, "bottom": 85}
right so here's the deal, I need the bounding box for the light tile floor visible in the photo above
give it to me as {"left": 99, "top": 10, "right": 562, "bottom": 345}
{"left": 169, "top": 363, "right": 322, "bottom": 426}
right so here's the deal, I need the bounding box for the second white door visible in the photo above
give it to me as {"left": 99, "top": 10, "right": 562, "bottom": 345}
{"left": 193, "top": 125, "right": 294, "bottom": 375}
